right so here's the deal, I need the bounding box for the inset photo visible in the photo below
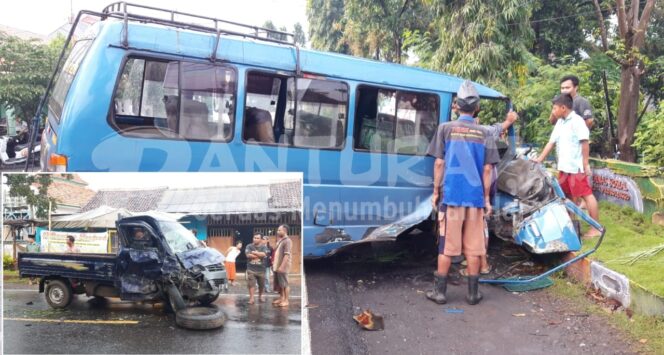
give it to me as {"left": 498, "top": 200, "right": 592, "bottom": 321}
{"left": 2, "top": 172, "right": 302, "bottom": 354}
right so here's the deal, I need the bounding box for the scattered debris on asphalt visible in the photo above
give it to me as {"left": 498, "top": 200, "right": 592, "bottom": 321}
{"left": 353, "top": 309, "right": 384, "bottom": 331}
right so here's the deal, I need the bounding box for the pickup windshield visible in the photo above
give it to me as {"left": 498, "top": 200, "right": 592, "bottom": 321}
{"left": 158, "top": 221, "right": 201, "bottom": 253}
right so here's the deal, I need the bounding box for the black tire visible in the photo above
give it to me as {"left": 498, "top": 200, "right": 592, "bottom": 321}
{"left": 45, "top": 279, "right": 73, "bottom": 309}
{"left": 165, "top": 284, "right": 186, "bottom": 312}
{"left": 176, "top": 306, "right": 226, "bottom": 330}
{"left": 197, "top": 291, "right": 220, "bottom": 306}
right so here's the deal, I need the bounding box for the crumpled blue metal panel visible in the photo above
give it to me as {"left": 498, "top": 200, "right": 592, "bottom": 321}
{"left": 515, "top": 200, "right": 582, "bottom": 253}
{"left": 119, "top": 274, "right": 157, "bottom": 294}
{"left": 161, "top": 254, "right": 181, "bottom": 275}
{"left": 128, "top": 249, "right": 159, "bottom": 263}
{"left": 360, "top": 197, "right": 434, "bottom": 240}
{"left": 177, "top": 248, "right": 225, "bottom": 269}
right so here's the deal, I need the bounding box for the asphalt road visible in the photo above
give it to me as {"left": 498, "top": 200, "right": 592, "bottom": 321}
{"left": 304, "top": 242, "right": 637, "bottom": 355}
{"left": 3, "top": 278, "right": 301, "bottom": 354}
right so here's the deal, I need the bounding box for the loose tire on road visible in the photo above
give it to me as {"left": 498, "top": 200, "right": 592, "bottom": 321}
{"left": 176, "top": 306, "right": 226, "bottom": 330}
{"left": 165, "top": 284, "right": 186, "bottom": 312}
{"left": 45, "top": 279, "right": 73, "bottom": 309}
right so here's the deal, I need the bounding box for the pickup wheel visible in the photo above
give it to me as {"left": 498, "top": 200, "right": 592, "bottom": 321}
{"left": 165, "top": 284, "right": 186, "bottom": 312}
{"left": 197, "top": 291, "right": 220, "bottom": 306}
{"left": 176, "top": 306, "right": 226, "bottom": 330}
{"left": 45, "top": 280, "right": 73, "bottom": 309}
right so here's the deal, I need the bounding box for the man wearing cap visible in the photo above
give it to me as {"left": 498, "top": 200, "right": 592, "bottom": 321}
{"left": 535, "top": 93, "right": 601, "bottom": 238}
{"left": 425, "top": 80, "right": 500, "bottom": 305}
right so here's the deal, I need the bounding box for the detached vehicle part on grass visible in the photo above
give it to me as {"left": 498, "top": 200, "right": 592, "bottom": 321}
{"left": 17, "top": 215, "right": 227, "bottom": 329}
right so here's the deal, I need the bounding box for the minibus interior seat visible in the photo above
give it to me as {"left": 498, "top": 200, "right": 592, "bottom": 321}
{"left": 294, "top": 111, "right": 341, "bottom": 148}
{"left": 395, "top": 111, "right": 435, "bottom": 154}
{"left": 244, "top": 106, "right": 275, "bottom": 143}
{"left": 163, "top": 95, "right": 179, "bottom": 134}
{"left": 370, "top": 113, "right": 396, "bottom": 151}
{"left": 359, "top": 117, "right": 394, "bottom": 152}
{"left": 394, "top": 119, "right": 418, "bottom": 154}
{"left": 180, "top": 99, "right": 210, "bottom": 139}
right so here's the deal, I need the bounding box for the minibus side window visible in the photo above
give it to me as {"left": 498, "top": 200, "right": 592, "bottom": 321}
{"left": 112, "top": 58, "right": 236, "bottom": 141}
{"left": 50, "top": 40, "right": 93, "bottom": 121}
{"left": 179, "top": 62, "right": 236, "bottom": 141}
{"left": 287, "top": 78, "right": 348, "bottom": 149}
{"left": 113, "top": 58, "right": 178, "bottom": 138}
{"left": 243, "top": 71, "right": 348, "bottom": 149}
{"left": 354, "top": 85, "right": 438, "bottom": 155}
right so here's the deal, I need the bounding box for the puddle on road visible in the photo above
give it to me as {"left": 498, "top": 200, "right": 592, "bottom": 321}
{"left": 5, "top": 292, "right": 301, "bottom": 328}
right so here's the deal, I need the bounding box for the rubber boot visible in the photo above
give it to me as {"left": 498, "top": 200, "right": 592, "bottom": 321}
{"left": 425, "top": 272, "right": 447, "bottom": 304}
{"left": 466, "top": 275, "right": 483, "bottom": 305}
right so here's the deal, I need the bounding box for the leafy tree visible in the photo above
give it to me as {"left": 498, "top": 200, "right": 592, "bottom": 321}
{"left": 341, "top": 0, "right": 429, "bottom": 63}
{"left": 5, "top": 174, "right": 58, "bottom": 220}
{"left": 293, "top": 22, "right": 307, "bottom": 46}
{"left": 0, "top": 34, "right": 63, "bottom": 122}
{"left": 634, "top": 102, "right": 664, "bottom": 166}
{"left": 307, "top": 0, "right": 349, "bottom": 54}
{"left": 591, "top": 0, "right": 657, "bottom": 162}
{"left": 424, "top": 0, "right": 535, "bottom": 84}
{"left": 529, "top": 0, "right": 598, "bottom": 62}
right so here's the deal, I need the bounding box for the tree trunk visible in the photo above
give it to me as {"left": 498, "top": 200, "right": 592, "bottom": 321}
{"left": 616, "top": 65, "right": 641, "bottom": 162}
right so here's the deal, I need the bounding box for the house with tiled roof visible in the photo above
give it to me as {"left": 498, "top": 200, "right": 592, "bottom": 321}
{"left": 47, "top": 175, "right": 96, "bottom": 215}
{"left": 0, "top": 24, "right": 48, "bottom": 42}
{"left": 82, "top": 187, "right": 167, "bottom": 212}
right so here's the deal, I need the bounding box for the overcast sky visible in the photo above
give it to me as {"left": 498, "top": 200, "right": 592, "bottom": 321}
{"left": 0, "top": 0, "right": 308, "bottom": 37}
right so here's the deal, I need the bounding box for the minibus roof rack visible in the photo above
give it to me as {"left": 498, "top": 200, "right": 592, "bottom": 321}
{"left": 101, "top": 2, "right": 297, "bottom": 52}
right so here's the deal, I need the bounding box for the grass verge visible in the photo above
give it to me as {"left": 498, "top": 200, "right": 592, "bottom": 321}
{"left": 581, "top": 202, "right": 664, "bottom": 296}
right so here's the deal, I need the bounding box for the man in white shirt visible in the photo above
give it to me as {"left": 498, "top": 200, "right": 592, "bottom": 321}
{"left": 535, "top": 94, "right": 601, "bottom": 238}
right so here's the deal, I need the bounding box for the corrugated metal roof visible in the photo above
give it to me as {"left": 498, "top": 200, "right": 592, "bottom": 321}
{"left": 158, "top": 185, "right": 272, "bottom": 214}
{"left": 81, "top": 180, "right": 302, "bottom": 215}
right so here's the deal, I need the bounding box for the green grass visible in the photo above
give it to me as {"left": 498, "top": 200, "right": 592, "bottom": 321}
{"left": 550, "top": 276, "right": 664, "bottom": 354}
{"left": 580, "top": 202, "right": 664, "bottom": 296}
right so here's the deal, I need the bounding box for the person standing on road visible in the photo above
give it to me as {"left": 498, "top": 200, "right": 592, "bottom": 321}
{"left": 459, "top": 109, "right": 518, "bottom": 277}
{"left": 64, "top": 235, "right": 81, "bottom": 253}
{"left": 425, "top": 80, "right": 500, "bottom": 305}
{"left": 535, "top": 94, "right": 601, "bottom": 238}
{"left": 245, "top": 233, "right": 269, "bottom": 305}
{"left": 549, "top": 75, "right": 594, "bottom": 129}
{"left": 272, "top": 224, "right": 292, "bottom": 307}
{"left": 262, "top": 235, "right": 273, "bottom": 293}
{"left": 225, "top": 241, "right": 242, "bottom": 286}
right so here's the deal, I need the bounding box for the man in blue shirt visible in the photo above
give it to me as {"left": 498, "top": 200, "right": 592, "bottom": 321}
{"left": 425, "top": 81, "right": 500, "bottom": 305}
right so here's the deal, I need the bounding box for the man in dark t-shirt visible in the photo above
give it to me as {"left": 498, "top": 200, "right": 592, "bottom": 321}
{"left": 245, "top": 233, "right": 269, "bottom": 304}
{"left": 549, "top": 75, "right": 593, "bottom": 128}
{"left": 425, "top": 80, "right": 500, "bottom": 306}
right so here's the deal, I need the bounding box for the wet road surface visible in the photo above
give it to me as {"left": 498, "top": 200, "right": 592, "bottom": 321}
{"left": 304, "top": 241, "right": 637, "bottom": 355}
{"left": 3, "top": 280, "right": 301, "bottom": 354}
